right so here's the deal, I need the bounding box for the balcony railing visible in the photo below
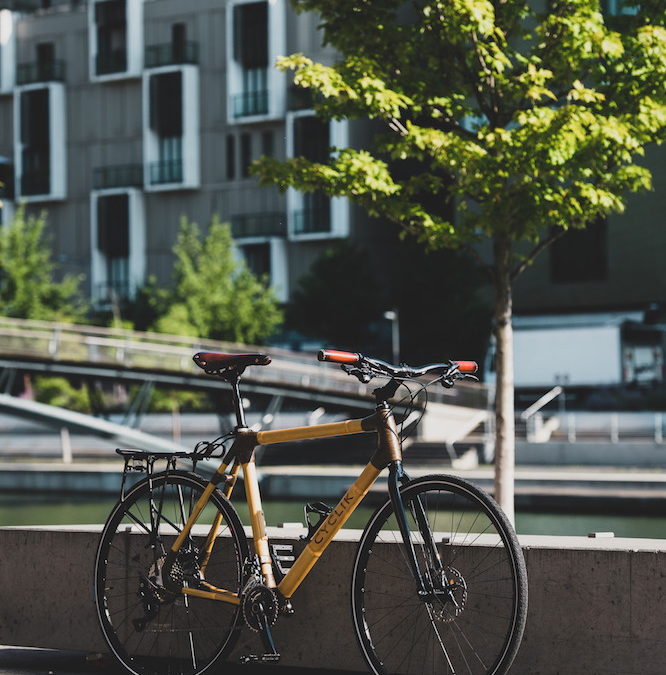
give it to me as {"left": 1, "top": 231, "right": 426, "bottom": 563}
{"left": 287, "top": 85, "right": 318, "bottom": 111}
{"left": 145, "top": 42, "right": 199, "bottom": 68}
{"left": 93, "top": 164, "right": 143, "bottom": 190}
{"left": 230, "top": 212, "right": 287, "bottom": 239}
{"left": 20, "top": 170, "right": 50, "bottom": 196}
{"left": 16, "top": 60, "right": 65, "bottom": 85}
{"left": 149, "top": 159, "right": 183, "bottom": 185}
{"left": 292, "top": 207, "right": 331, "bottom": 235}
{"left": 233, "top": 90, "right": 269, "bottom": 117}
{"left": 95, "top": 280, "right": 132, "bottom": 304}
{"left": 95, "top": 49, "right": 127, "bottom": 76}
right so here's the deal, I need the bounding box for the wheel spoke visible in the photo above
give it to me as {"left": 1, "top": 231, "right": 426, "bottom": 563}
{"left": 352, "top": 475, "right": 527, "bottom": 675}
{"left": 95, "top": 472, "right": 247, "bottom": 675}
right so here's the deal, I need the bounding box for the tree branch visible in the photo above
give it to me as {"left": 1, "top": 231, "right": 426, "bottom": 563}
{"left": 510, "top": 228, "right": 566, "bottom": 281}
{"left": 461, "top": 242, "right": 496, "bottom": 283}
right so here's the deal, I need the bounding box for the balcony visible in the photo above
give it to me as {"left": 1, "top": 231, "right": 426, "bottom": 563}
{"left": 20, "top": 170, "right": 50, "bottom": 196}
{"left": 292, "top": 207, "right": 331, "bottom": 235}
{"left": 16, "top": 60, "right": 65, "bottom": 85}
{"left": 93, "top": 164, "right": 143, "bottom": 190}
{"left": 149, "top": 159, "right": 183, "bottom": 185}
{"left": 233, "top": 90, "right": 269, "bottom": 118}
{"left": 230, "top": 212, "right": 287, "bottom": 239}
{"left": 145, "top": 42, "right": 199, "bottom": 69}
{"left": 95, "top": 49, "right": 128, "bottom": 76}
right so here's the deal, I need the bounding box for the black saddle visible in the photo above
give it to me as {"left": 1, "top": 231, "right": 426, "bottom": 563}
{"left": 193, "top": 351, "right": 271, "bottom": 375}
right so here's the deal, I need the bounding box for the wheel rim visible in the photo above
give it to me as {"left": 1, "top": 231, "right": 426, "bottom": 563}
{"left": 353, "top": 477, "right": 526, "bottom": 675}
{"left": 95, "top": 473, "right": 246, "bottom": 675}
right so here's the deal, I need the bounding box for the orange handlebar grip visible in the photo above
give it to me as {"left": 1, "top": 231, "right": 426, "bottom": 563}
{"left": 453, "top": 360, "right": 478, "bottom": 373}
{"left": 318, "top": 349, "right": 361, "bottom": 365}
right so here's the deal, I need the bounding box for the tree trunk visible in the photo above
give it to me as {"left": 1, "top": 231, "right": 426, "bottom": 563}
{"left": 493, "top": 233, "right": 515, "bottom": 525}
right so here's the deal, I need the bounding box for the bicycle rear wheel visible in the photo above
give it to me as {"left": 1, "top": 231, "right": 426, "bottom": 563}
{"left": 95, "top": 471, "right": 248, "bottom": 675}
{"left": 352, "top": 474, "right": 527, "bottom": 675}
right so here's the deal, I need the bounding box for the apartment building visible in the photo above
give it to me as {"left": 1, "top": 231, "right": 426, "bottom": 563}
{"left": 0, "top": 0, "right": 664, "bottom": 368}
{"left": 0, "top": 0, "right": 363, "bottom": 307}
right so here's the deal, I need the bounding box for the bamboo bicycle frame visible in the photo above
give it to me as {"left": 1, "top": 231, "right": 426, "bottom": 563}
{"left": 167, "top": 405, "right": 402, "bottom": 604}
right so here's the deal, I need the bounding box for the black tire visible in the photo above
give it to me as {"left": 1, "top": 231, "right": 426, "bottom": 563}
{"left": 352, "top": 475, "right": 527, "bottom": 675}
{"left": 95, "top": 471, "right": 249, "bottom": 675}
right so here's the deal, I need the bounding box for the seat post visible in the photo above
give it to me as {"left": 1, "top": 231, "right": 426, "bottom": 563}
{"left": 229, "top": 375, "right": 247, "bottom": 428}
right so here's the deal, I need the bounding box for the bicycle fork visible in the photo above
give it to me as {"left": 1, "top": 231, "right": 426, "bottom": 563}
{"left": 388, "top": 461, "right": 442, "bottom": 596}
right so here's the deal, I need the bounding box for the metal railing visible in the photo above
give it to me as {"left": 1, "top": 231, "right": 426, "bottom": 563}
{"left": 292, "top": 206, "right": 331, "bottom": 235}
{"left": 149, "top": 159, "right": 183, "bottom": 185}
{"left": 230, "top": 212, "right": 287, "bottom": 239}
{"left": 92, "top": 164, "right": 143, "bottom": 190}
{"left": 16, "top": 60, "right": 65, "bottom": 85}
{"left": 0, "top": 316, "right": 489, "bottom": 409}
{"left": 233, "top": 90, "right": 269, "bottom": 117}
{"left": 145, "top": 42, "right": 199, "bottom": 68}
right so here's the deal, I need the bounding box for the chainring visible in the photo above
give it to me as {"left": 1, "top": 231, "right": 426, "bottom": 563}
{"left": 241, "top": 584, "right": 279, "bottom": 632}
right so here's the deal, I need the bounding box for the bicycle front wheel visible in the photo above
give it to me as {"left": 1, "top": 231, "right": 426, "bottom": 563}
{"left": 95, "top": 471, "right": 249, "bottom": 675}
{"left": 352, "top": 475, "right": 527, "bottom": 675}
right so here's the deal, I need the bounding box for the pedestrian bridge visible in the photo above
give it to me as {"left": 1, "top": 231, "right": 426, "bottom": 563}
{"left": 0, "top": 317, "right": 490, "bottom": 454}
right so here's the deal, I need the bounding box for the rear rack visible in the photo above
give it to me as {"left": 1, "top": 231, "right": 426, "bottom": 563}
{"left": 115, "top": 448, "right": 206, "bottom": 501}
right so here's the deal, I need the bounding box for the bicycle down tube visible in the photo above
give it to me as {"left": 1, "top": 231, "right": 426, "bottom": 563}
{"left": 167, "top": 405, "right": 403, "bottom": 604}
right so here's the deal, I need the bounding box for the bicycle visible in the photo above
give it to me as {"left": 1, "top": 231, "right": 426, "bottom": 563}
{"left": 94, "top": 348, "right": 528, "bottom": 675}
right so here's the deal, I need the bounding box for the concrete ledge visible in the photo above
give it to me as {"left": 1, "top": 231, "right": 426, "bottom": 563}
{"left": 0, "top": 526, "right": 664, "bottom": 673}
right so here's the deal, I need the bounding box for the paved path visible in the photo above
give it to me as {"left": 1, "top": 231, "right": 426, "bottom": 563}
{"left": 0, "top": 647, "right": 356, "bottom": 675}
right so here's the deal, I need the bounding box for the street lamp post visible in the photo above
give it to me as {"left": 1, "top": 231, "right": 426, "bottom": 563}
{"left": 383, "top": 309, "right": 400, "bottom": 365}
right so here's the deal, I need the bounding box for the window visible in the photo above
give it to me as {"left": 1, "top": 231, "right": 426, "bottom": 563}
{"left": 95, "top": 0, "right": 127, "bottom": 75}
{"left": 603, "top": 0, "right": 639, "bottom": 16}
{"left": 242, "top": 242, "right": 271, "bottom": 279}
{"left": 226, "top": 134, "right": 236, "bottom": 180}
{"left": 19, "top": 88, "right": 50, "bottom": 196}
{"left": 232, "top": 1, "right": 268, "bottom": 117}
{"left": 172, "top": 23, "right": 186, "bottom": 62}
{"left": 292, "top": 116, "right": 330, "bottom": 234}
{"left": 97, "top": 194, "right": 130, "bottom": 299}
{"left": 143, "top": 65, "right": 199, "bottom": 190}
{"left": 36, "top": 42, "right": 55, "bottom": 80}
{"left": 92, "top": 189, "right": 145, "bottom": 303}
{"left": 240, "top": 132, "right": 252, "bottom": 178}
{"left": 294, "top": 115, "right": 329, "bottom": 163}
{"left": 0, "top": 9, "right": 17, "bottom": 93}
{"left": 549, "top": 217, "right": 608, "bottom": 284}
{"left": 149, "top": 71, "right": 183, "bottom": 184}
{"left": 14, "top": 82, "right": 66, "bottom": 200}
{"left": 261, "top": 130, "right": 274, "bottom": 157}
{"left": 286, "top": 111, "right": 349, "bottom": 240}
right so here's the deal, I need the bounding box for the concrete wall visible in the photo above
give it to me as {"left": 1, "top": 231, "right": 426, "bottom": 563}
{"left": 517, "top": 440, "right": 666, "bottom": 467}
{"left": 0, "top": 526, "right": 664, "bottom": 674}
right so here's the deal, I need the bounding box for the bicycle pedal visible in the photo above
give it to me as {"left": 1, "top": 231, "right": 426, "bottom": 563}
{"left": 240, "top": 653, "right": 281, "bottom": 664}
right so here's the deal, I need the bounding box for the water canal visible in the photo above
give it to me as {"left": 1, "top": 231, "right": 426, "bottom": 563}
{"left": 0, "top": 494, "right": 664, "bottom": 539}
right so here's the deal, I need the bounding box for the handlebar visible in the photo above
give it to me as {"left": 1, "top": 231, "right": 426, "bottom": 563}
{"left": 317, "top": 348, "right": 478, "bottom": 382}
{"left": 318, "top": 349, "right": 362, "bottom": 365}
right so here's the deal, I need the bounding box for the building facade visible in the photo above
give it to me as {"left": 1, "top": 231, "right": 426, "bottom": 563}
{"left": 0, "top": 0, "right": 361, "bottom": 308}
{"left": 0, "top": 0, "right": 664, "bottom": 370}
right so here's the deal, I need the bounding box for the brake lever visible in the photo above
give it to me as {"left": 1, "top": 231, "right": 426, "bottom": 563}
{"left": 439, "top": 369, "right": 479, "bottom": 388}
{"left": 341, "top": 364, "right": 373, "bottom": 384}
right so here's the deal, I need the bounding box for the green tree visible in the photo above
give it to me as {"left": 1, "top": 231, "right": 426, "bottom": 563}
{"left": 288, "top": 240, "right": 388, "bottom": 349}
{"left": 153, "top": 216, "right": 283, "bottom": 344}
{"left": 254, "top": 0, "right": 666, "bottom": 520}
{"left": 0, "top": 206, "right": 85, "bottom": 320}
